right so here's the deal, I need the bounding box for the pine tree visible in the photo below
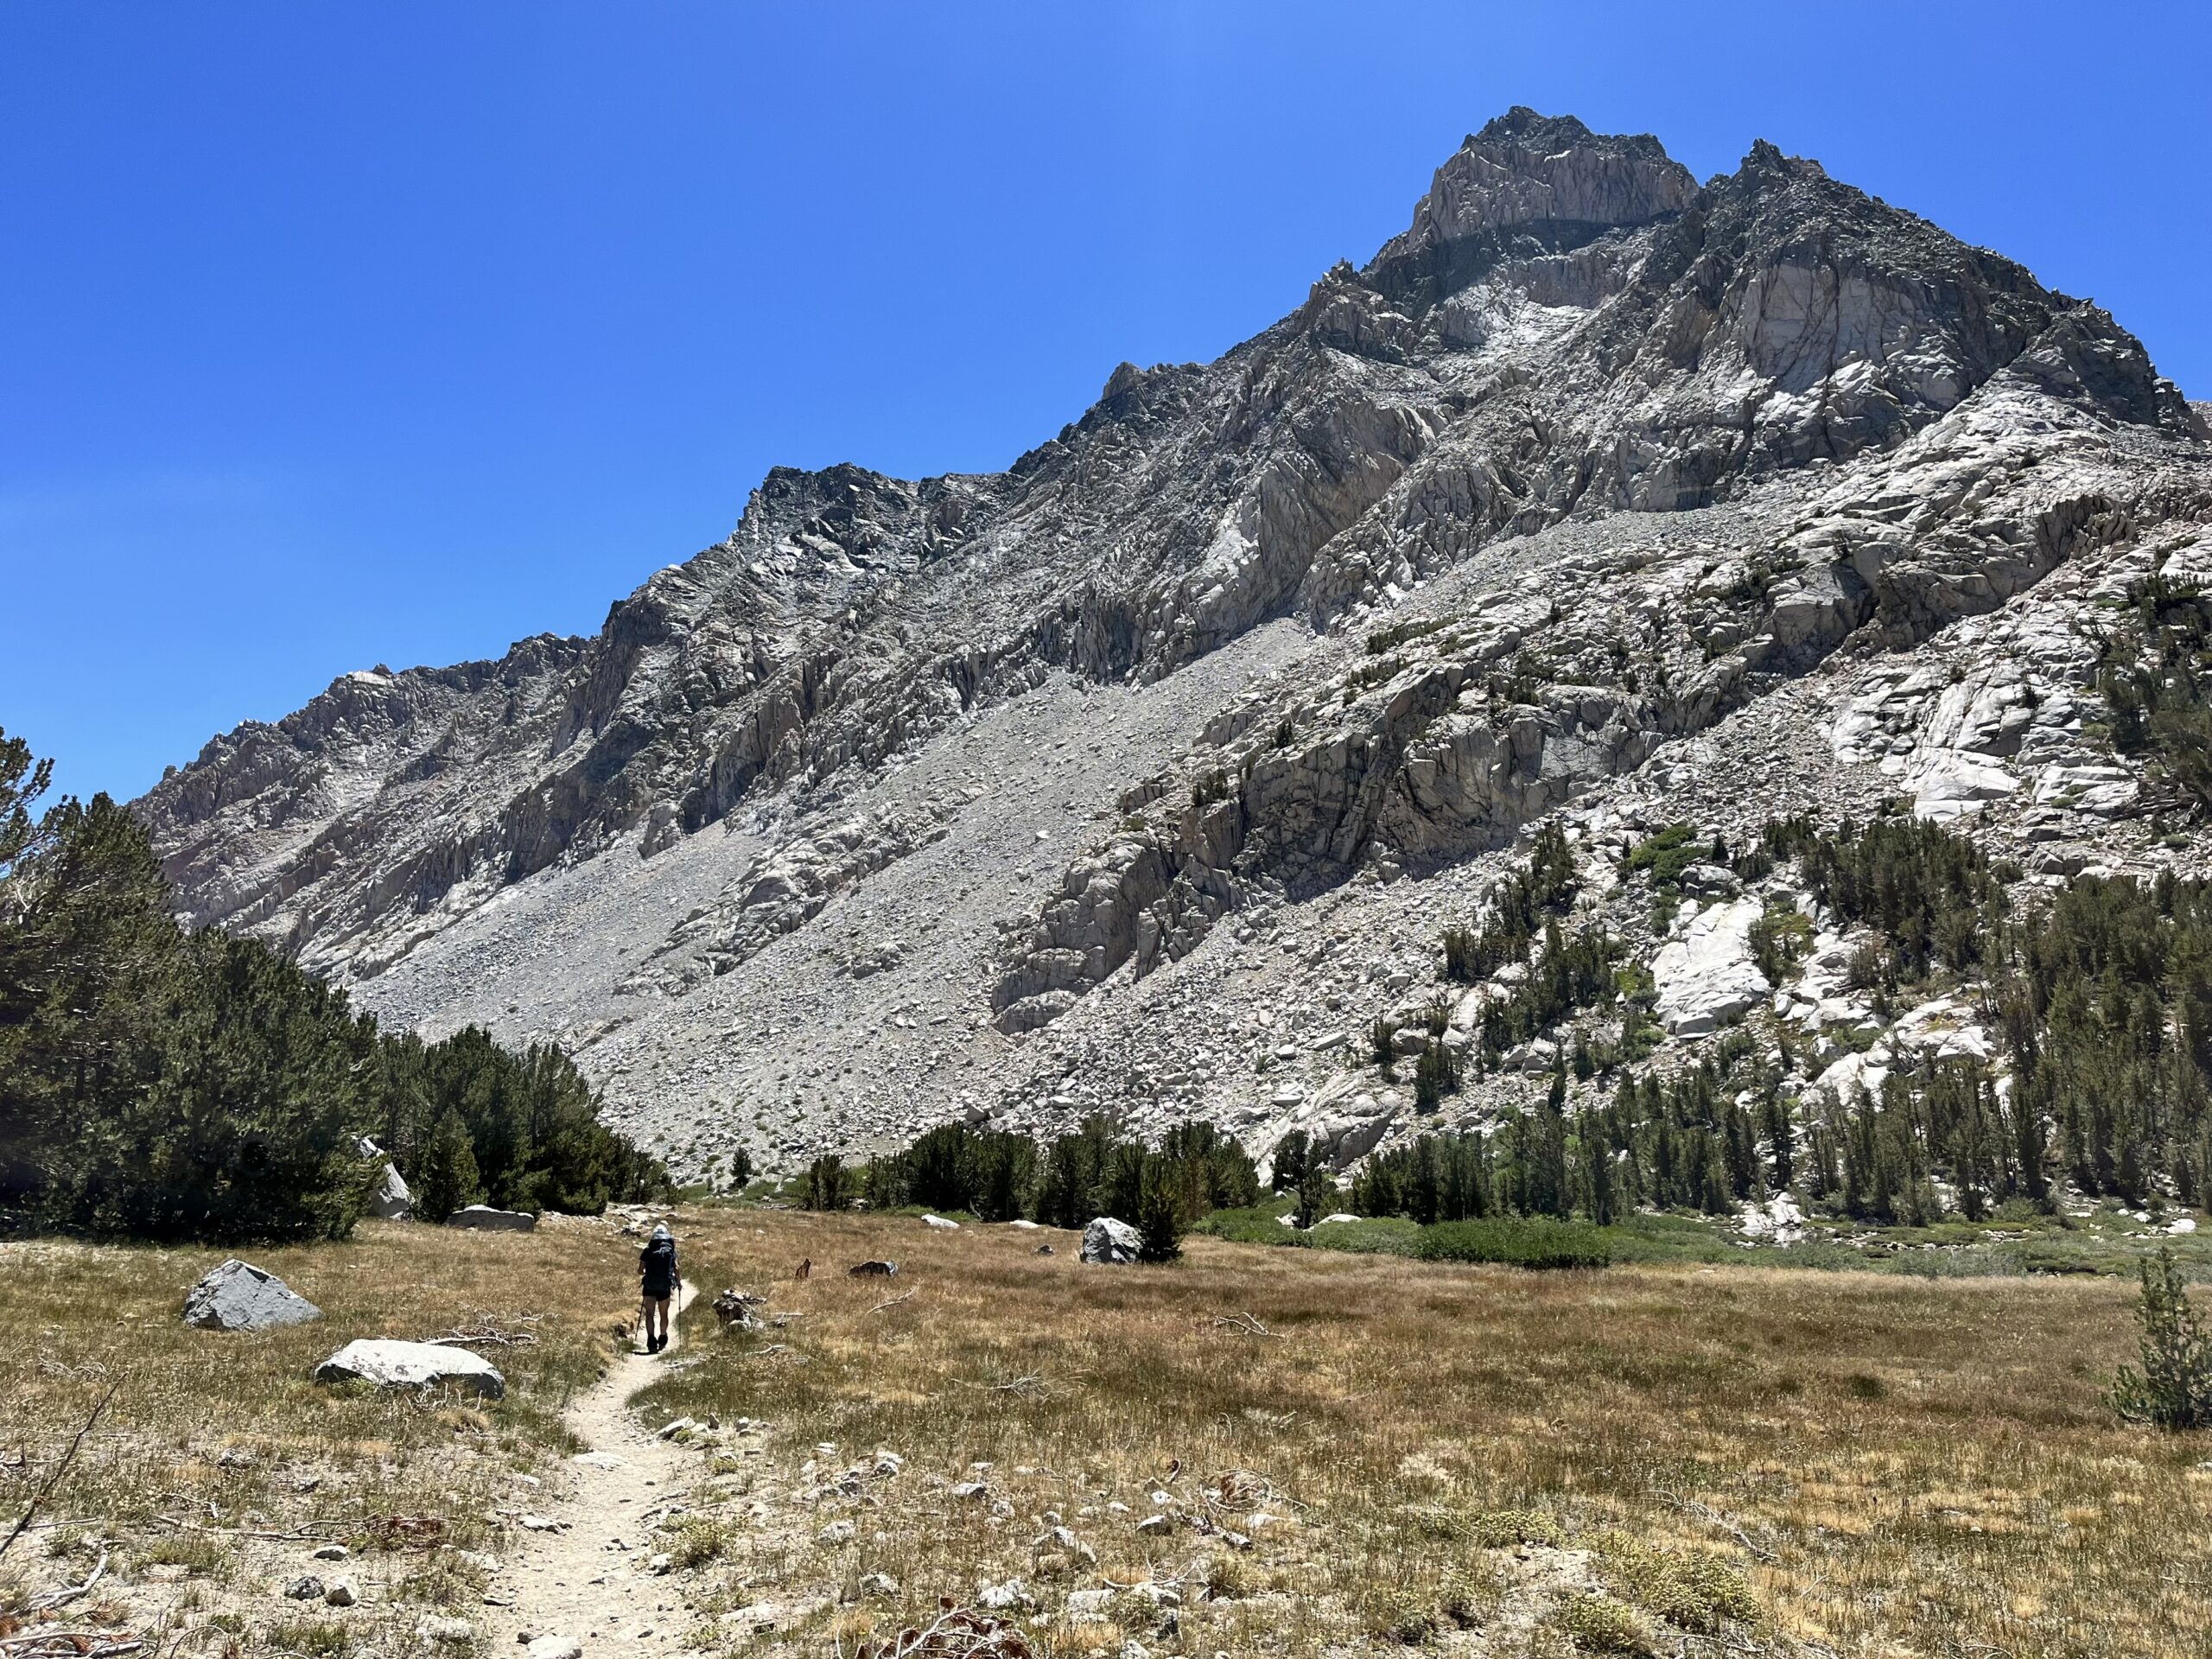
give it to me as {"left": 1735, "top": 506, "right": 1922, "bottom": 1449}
{"left": 1102, "top": 1139, "right": 1147, "bottom": 1224}
{"left": 1582, "top": 1127, "right": 1616, "bottom": 1225}
{"left": 0, "top": 727, "right": 669, "bottom": 1241}
{"left": 1271, "top": 1129, "right": 1310, "bottom": 1192}
{"left": 1294, "top": 1161, "right": 1332, "bottom": 1229}
{"left": 1414, "top": 1038, "right": 1459, "bottom": 1112}
{"left": 800, "top": 1154, "right": 849, "bottom": 1211}
{"left": 1135, "top": 1159, "right": 1183, "bottom": 1262}
{"left": 415, "top": 1109, "right": 482, "bottom": 1223}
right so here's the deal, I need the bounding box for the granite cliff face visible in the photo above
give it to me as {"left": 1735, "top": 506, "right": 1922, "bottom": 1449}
{"left": 137, "top": 111, "right": 2210, "bottom": 1177}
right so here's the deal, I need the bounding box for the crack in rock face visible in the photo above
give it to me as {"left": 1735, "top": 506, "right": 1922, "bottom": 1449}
{"left": 132, "top": 108, "right": 2212, "bottom": 1178}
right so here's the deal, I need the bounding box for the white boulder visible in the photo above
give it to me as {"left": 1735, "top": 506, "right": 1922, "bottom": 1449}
{"left": 1080, "top": 1217, "right": 1142, "bottom": 1264}
{"left": 358, "top": 1137, "right": 412, "bottom": 1220}
{"left": 370, "top": 1164, "right": 413, "bottom": 1220}
{"left": 181, "top": 1259, "right": 321, "bottom": 1332}
{"left": 1653, "top": 898, "right": 1770, "bottom": 1039}
{"left": 443, "top": 1205, "right": 536, "bottom": 1232}
{"left": 313, "top": 1338, "right": 505, "bottom": 1399}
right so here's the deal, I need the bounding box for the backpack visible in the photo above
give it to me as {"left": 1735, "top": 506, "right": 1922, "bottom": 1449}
{"left": 640, "top": 1236, "right": 677, "bottom": 1291}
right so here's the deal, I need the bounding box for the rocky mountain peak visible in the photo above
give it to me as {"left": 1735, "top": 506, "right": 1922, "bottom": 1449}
{"left": 1737, "top": 136, "right": 1826, "bottom": 183}
{"left": 1366, "top": 108, "right": 1698, "bottom": 307}
{"left": 132, "top": 110, "right": 2209, "bottom": 1179}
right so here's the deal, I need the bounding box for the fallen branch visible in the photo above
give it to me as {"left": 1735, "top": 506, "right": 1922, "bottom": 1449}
{"left": 867, "top": 1290, "right": 917, "bottom": 1315}
{"left": 839, "top": 1599, "right": 1036, "bottom": 1659}
{"left": 0, "top": 1384, "right": 117, "bottom": 1561}
{"left": 29, "top": 1546, "right": 108, "bottom": 1611}
{"left": 1200, "top": 1467, "right": 1312, "bottom": 1514}
{"left": 429, "top": 1327, "right": 540, "bottom": 1349}
{"left": 1657, "top": 1491, "right": 1780, "bottom": 1564}
{"left": 1205, "top": 1312, "right": 1280, "bottom": 1338}
{"left": 149, "top": 1516, "right": 347, "bottom": 1542}
{"left": 957, "top": 1375, "right": 1046, "bottom": 1398}
{"left": 0, "top": 1638, "right": 143, "bottom": 1657}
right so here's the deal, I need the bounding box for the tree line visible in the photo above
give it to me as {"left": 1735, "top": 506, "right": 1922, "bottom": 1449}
{"left": 796, "top": 1116, "right": 1262, "bottom": 1262}
{"left": 0, "top": 729, "right": 666, "bottom": 1243}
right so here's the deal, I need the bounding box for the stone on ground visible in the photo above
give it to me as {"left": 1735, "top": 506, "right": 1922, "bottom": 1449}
{"left": 1080, "top": 1217, "right": 1141, "bottom": 1264}
{"left": 181, "top": 1259, "right": 321, "bottom": 1332}
{"left": 312, "top": 1338, "right": 506, "bottom": 1399}
{"left": 443, "top": 1205, "right": 536, "bottom": 1232}
{"left": 1653, "top": 897, "right": 1769, "bottom": 1039}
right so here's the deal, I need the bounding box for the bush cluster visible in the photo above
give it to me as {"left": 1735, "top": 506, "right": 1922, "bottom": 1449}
{"left": 1414, "top": 1217, "right": 1611, "bottom": 1269}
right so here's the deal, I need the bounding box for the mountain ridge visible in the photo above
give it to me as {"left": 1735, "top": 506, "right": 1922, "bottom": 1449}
{"left": 135, "top": 110, "right": 2211, "bottom": 1178}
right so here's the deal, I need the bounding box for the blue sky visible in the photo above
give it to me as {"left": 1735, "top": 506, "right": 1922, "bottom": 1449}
{"left": 4, "top": 3, "right": 2208, "bottom": 806}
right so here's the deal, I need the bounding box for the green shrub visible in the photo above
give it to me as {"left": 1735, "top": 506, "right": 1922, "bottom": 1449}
{"left": 1548, "top": 1593, "right": 1649, "bottom": 1654}
{"left": 1415, "top": 1217, "right": 1611, "bottom": 1269}
{"left": 265, "top": 1622, "right": 352, "bottom": 1657}
{"left": 1193, "top": 1204, "right": 1306, "bottom": 1246}
{"left": 1464, "top": 1507, "right": 1567, "bottom": 1548}
{"left": 1360, "top": 1586, "right": 1437, "bottom": 1645}
{"left": 2113, "top": 1246, "right": 2212, "bottom": 1429}
{"left": 1748, "top": 899, "right": 1812, "bottom": 983}
{"left": 1624, "top": 824, "right": 1707, "bottom": 887}
{"left": 1306, "top": 1216, "right": 1423, "bottom": 1255}
{"left": 1590, "top": 1531, "right": 1758, "bottom": 1632}
{"left": 664, "top": 1516, "right": 731, "bottom": 1568}
{"left": 1437, "top": 1564, "right": 1499, "bottom": 1627}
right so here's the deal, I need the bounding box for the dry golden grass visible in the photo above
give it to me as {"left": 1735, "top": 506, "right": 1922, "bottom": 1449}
{"left": 645, "top": 1209, "right": 2210, "bottom": 1659}
{"left": 0, "top": 1217, "right": 639, "bottom": 1653}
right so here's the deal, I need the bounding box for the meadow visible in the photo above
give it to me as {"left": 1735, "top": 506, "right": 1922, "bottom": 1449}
{"left": 0, "top": 1217, "right": 637, "bottom": 1656}
{"left": 645, "top": 1208, "right": 2206, "bottom": 1659}
{"left": 1, "top": 1209, "right": 2203, "bottom": 1658}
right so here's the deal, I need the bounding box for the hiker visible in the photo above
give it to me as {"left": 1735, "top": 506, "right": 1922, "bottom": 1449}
{"left": 639, "top": 1223, "right": 678, "bottom": 1352}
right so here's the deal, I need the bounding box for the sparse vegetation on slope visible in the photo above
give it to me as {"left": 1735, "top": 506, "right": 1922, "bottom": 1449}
{"left": 2099, "top": 570, "right": 2212, "bottom": 817}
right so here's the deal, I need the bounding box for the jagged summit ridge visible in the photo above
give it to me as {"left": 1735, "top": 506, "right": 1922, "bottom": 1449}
{"left": 1363, "top": 107, "right": 1696, "bottom": 308}
{"left": 132, "top": 111, "right": 2209, "bottom": 1176}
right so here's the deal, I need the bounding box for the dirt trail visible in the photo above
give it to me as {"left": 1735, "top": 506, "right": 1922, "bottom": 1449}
{"left": 481, "top": 1281, "right": 701, "bottom": 1656}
